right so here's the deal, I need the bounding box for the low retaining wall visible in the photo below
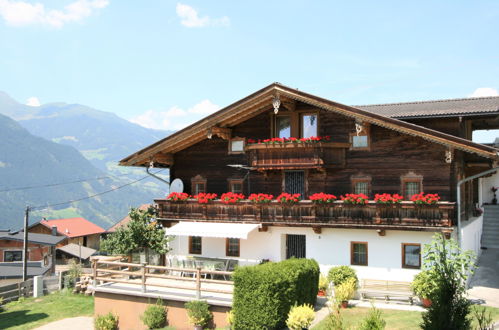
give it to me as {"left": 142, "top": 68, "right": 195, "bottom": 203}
{"left": 94, "top": 291, "right": 230, "bottom": 330}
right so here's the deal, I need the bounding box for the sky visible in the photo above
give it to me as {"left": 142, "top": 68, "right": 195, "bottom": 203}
{"left": 0, "top": 0, "right": 498, "bottom": 141}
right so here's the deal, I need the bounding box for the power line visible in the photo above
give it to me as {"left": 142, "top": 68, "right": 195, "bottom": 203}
{"left": 31, "top": 169, "right": 165, "bottom": 211}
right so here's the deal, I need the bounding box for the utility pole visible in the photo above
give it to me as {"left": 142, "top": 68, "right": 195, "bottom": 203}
{"left": 22, "top": 206, "right": 30, "bottom": 282}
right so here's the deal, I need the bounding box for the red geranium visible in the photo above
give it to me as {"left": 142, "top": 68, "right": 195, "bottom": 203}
{"left": 248, "top": 193, "right": 274, "bottom": 203}
{"left": 341, "top": 193, "right": 369, "bottom": 205}
{"left": 166, "top": 192, "right": 190, "bottom": 202}
{"left": 220, "top": 192, "right": 245, "bottom": 204}
{"left": 194, "top": 193, "right": 217, "bottom": 204}
{"left": 411, "top": 192, "right": 440, "bottom": 205}
{"left": 309, "top": 192, "right": 337, "bottom": 204}
{"left": 276, "top": 192, "right": 301, "bottom": 204}
{"left": 247, "top": 136, "right": 332, "bottom": 145}
{"left": 374, "top": 193, "right": 403, "bottom": 205}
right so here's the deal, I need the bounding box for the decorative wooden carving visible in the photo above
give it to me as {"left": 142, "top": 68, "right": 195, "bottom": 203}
{"left": 211, "top": 126, "right": 232, "bottom": 140}
{"left": 376, "top": 229, "right": 386, "bottom": 236}
{"left": 258, "top": 225, "right": 268, "bottom": 232}
{"left": 312, "top": 226, "right": 322, "bottom": 234}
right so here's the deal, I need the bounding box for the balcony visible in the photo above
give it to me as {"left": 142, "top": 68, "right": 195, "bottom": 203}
{"left": 155, "top": 199, "right": 455, "bottom": 230}
{"left": 245, "top": 142, "right": 350, "bottom": 170}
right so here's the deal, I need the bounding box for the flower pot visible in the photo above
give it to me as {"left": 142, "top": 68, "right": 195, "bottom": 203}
{"left": 317, "top": 289, "right": 326, "bottom": 296}
{"left": 421, "top": 298, "right": 432, "bottom": 308}
{"left": 340, "top": 300, "right": 348, "bottom": 308}
{"left": 194, "top": 325, "right": 203, "bottom": 330}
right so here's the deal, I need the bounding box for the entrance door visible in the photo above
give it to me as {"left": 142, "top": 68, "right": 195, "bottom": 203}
{"left": 285, "top": 171, "right": 305, "bottom": 197}
{"left": 286, "top": 234, "right": 306, "bottom": 259}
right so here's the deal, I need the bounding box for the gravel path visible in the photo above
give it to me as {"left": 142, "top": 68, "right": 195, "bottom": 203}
{"left": 34, "top": 316, "right": 93, "bottom": 330}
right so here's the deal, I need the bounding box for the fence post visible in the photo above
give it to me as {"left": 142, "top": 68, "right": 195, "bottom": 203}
{"left": 58, "top": 271, "right": 63, "bottom": 290}
{"left": 141, "top": 262, "right": 147, "bottom": 293}
{"left": 196, "top": 267, "right": 201, "bottom": 300}
{"left": 33, "top": 276, "right": 43, "bottom": 298}
{"left": 92, "top": 261, "right": 97, "bottom": 287}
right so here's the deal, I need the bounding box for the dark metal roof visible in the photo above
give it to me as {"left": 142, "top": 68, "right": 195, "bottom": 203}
{"left": 0, "top": 262, "right": 50, "bottom": 279}
{"left": 57, "top": 243, "right": 96, "bottom": 260}
{"left": 356, "top": 96, "right": 499, "bottom": 119}
{"left": 0, "top": 231, "right": 65, "bottom": 245}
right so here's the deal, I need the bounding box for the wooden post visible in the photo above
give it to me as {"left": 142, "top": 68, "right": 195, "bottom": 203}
{"left": 22, "top": 206, "right": 30, "bottom": 282}
{"left": 92, "top": 261, "right": 97, "bottom": 287}
{"left": 196, "top": 267, "right": 201, "bottom": 300}
{"left": 58, "top": 271, "right": 63, "bottom": 290}
{"left": 141, "top": 262, "right": 147, "bottom": 293}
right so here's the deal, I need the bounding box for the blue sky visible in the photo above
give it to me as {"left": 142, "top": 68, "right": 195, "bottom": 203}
{"left": 0, "top": 1, "right": 498, "bottom": 141}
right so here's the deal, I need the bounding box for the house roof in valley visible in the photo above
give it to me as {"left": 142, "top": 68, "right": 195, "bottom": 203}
{"left": 107, "top": 204, "right": 150, "bottom": 233}
{"left": 34, "top": 217, "right": 105, "bottom": 238}
{"left": 0, "top": 231, "right": 65, "bottom": 245}
{"left": 0, "top": 262, "right": 50, "bottom": 279}
{"left": 356, "top": 96, "right": 499, "bottom": 119}
{"left": 120, "top": 83, "right": 499, "bottom": 167}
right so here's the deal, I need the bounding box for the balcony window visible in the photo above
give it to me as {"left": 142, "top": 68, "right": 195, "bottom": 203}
{"left": 226, "top": 238, "right": 240, "bottom": 257}
{"left": 351, "top": 242, "right": 368, "bottom": 266}
{"left": 402, "top": 243, "right": 421, "bottom": 269}
{"left": 4, "top": 250, "right": 23, "bottom": 262}
{"left": 301, "top": 114, "right": 318, "bottom": 138}
{"left": 276, "top": 116, "right": 291, "bottom": 138}
{"left": 351, "top": 175, "right": 371, "bottom": 197}
{"left": 401, "top": 173, "right": 423, "bottom": 199}
{"left": 229, "top": 137, "right": 245, "bottom": 154}
{"left": 189, "top": 236, "right": 202, "bottom": 255}
{"left": 228, "top": 179, "right": 244, "bottom": 194}
{"left": 191, "top": 175, "right": 206, "bottom": 195}
{"left": 350, "top": 123, "right": 370, "bottom": 150}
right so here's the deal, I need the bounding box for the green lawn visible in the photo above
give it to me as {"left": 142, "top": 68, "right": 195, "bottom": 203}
{"left": 0, "top": 290, "right": 94, "bottom": 330}
{"left": 313, "top": 305, "right": 499, "bottom": 330}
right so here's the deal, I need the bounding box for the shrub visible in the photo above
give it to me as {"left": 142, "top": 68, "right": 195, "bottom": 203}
{"left": 358, "top": 305, "right": 386, "bottom": 330}
{"left": 327, "top": 266, "right": 358, "bottom": 287}
{"left": 185, "top": 300, "right": 212, "bottom": 327}
{"left": 141, "top": 299, "right": 167, "bottom": 329}
{"left": 472, "top": 306, "right": 493, "bottom": 330}
{"left": 95, "top": 312, "right": 118, "bottom": 330}
{"left": 286, "top": 304, "right": 315, "bottom": 330}
{"left": 334, "top": 277, "right": 356, "bottom": 302}
{"left": 226, "top": 310, "right": 234, "bottom": 328}
{"left": 232, "top": 258, "right": 319, "bottom": 329}
{"left": 411, "top": 270, "right": 438, "bottom": 299}
{"left": 66, "top": 258, "right": 82, "bottom": 288}
{"left": 318, "top": 274, "right": 329, "bottom": 292}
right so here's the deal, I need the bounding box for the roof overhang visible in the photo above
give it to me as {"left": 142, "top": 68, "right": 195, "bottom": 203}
{"left": 120, "top": 83, "right": 499, "bottom": 167}
{"left": 165, "top": 222, "right": 261, "bottom": 239}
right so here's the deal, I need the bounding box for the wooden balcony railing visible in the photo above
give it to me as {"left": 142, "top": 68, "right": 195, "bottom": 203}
{"left": 246, "top": 142, "right": 350, "bottom": 170}
{"left": 155, "top": 199, "right": 455, "bottom": 229}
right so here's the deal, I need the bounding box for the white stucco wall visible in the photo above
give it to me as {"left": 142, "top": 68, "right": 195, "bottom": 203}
{"left": 168, "top": 226, "right": 438, "bottom": 282}
{"left": 460, "top": 216, "right": 483, "bottom": 257}
{"left": 480, "top": 172, "right": 499, "bottom": 205}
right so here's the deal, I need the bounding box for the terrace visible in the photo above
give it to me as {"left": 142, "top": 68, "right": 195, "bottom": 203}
{"left": 155, "top": 199, "right": 455, "bottom": 231}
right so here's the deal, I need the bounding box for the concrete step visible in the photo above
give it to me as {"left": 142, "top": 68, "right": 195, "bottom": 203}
{"left": 483, "top": 223, "right": 499, "bottom": 228}
{"left": 481, "top": 245, "right": 499, "bottom": 249}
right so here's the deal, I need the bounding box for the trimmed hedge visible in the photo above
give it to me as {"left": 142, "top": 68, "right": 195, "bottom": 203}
{"left": 232, "top": 258, "right": 320, "bottom": 329}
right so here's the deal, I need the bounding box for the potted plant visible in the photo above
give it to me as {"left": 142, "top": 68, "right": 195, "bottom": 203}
{"left": 309, "top": 193, "right": 337, "bottom": 204}
{"left": 166, "top": 192, "right": 190, "bottom": 202}
{"left": 220, "top": 192, "right": 245, "bottom": 204}
{"left": 248, "top": 193, "right": 274, "bottom": 203}
{"left": 185, "top": 300, "right": 212, "bottom": 330}
{"left": 492, "top": 187, "right": 498, "bottom": 205}
{"left": 410, "top": 192, "right": 440, "bottom": 206}
{"left": 286, "top": 304, "right": 315, "bottom": 330}
{"left": 276, "top": 192, "right": 301, "bottom": 204}
{"left": 411, "top": 270, "right": 437, "bottom": 307}
{"left": 193, "top": 193, "right": 217, "bottom": 204}
{"left": 318, "top": 274, "right": 329, "bottom": 296}
{"left": 334, "top": 277, "right": 356, "bottom": 308}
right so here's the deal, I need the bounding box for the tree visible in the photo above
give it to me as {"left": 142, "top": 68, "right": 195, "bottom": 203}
{"left": 420, "top": 234, "right": 476, "bottom": 330}
{"left": 101, "top": 206, "right": 170, "bottom": 260}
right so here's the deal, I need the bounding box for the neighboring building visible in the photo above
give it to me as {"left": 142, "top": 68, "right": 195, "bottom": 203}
{"left": 29, "top": 217, "right": 105, "bottom": 250}
{"left": 120, "top": 83, "right": 499, "bottom": 281}
{"left": 56, "top": 243, "right": 97, "bottom": 265}
{"left": 0, "top": 230, "right": 65, "bottom": 279}
{"left": 107, "top": 204, "right": 150, "bottom": 233}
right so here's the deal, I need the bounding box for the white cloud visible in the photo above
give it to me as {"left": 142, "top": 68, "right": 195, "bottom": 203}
{"left": 176, "top": 3, "right": 229, "bottom": 28}
{"left": 26, "top": 96, "right": 40, "bottom": 106}
{"left": 468, "top": 87, "right": 499, "bottom": 98}
{"left": 130, "top": 99, "right": 221, "bottom": 131}
{"left": 0, "top": 0, "right": 109, "bottom": 28}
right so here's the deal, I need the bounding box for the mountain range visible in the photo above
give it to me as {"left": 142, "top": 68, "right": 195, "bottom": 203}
{"left": 0, "top": 91, "right": 173, "bottom": 230}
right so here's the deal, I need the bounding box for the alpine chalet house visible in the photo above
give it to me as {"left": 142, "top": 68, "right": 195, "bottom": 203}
{"left": 120, "top": 83, "right": 499, "bottom": 281}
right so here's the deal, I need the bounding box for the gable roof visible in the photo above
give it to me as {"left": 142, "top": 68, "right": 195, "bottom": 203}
{"left": 120, "top": 83, "right": 499, "bottom": 167}
{"left": 107, "top": 204, "right": 150, "bottom": 232}
{"left": 356, "top": 95, "right": 499, "bottom": 119}
{"left": 57, "top": 243, "right": 97, "bottom": 260}
{"left": 0, "top": 231, "right": 65, "bottom": 245}
{"left": 37, "top": 217, "right": 105, "bottom": 238}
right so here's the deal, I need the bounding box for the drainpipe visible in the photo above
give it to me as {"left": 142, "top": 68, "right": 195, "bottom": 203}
{"left": 146, "top": 162, "right": 170, "bottom": 188}
{"left": 456, "top": 166, "right": 498, "bottom": 249}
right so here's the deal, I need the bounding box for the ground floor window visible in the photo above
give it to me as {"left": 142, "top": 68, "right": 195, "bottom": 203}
{"left": 226, "top": 238, "right": 240, "bottom": 257}
{"left": 189, "top": 236, "right": 202, "bottom": 255}
{"left": 4, "top": 250, "right": 23, "bottom": 262}
{"left": 351, "top": 242, "right": 368, "bottom": 266}
{"left": 402, "top": 243, "right": 421, "bottom": 269}
{"left": 286, "top": 234, "right": 306, "bottom": 259}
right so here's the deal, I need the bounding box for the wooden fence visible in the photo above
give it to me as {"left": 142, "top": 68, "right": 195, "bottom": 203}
{"left": 93, "top": 260, "right": 234, "bottom": 299}
{"left": 0, "top": 274, "right": 63, "bottom": 303}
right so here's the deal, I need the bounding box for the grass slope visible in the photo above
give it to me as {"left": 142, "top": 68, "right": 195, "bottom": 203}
{"left": 0, "top": 291, "right": 93, "bottom": 330}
